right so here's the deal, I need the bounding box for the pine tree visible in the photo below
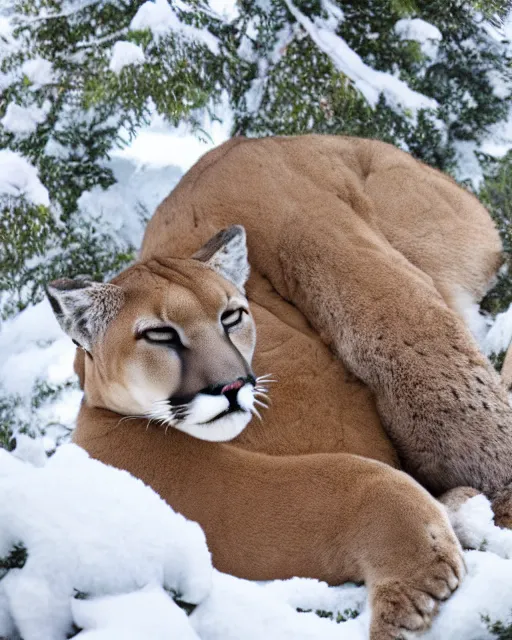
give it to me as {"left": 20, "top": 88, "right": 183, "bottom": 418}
{"left": 231, "top": 0, "right": 512, "bottom": 173}
{"left": 0, "top": 0, "right": 225, "bottom": 317}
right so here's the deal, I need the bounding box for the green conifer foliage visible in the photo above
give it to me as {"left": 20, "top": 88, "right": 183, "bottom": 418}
{"left": 0, "top": 0, "right": 224, "bottom": 315}
{"left": 232, "top": 0, "right": 512, "bottom": 173}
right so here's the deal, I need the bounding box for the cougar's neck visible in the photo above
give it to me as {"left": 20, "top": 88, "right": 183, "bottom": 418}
{"left": 72, "top": 401, "right": 229, "bottom": 506}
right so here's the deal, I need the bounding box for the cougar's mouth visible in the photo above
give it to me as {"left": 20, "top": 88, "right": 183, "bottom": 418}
{"left": 148, "top": 374, "right": 274, "bottom": 442}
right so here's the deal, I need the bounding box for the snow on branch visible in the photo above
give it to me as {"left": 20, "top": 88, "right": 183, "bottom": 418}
{"left": 130, "top": 0, "right": 220, "bottom": 55}
{"left": 0, "top": 150, "right": 50, "bottom": 207}
{"left": 1, "top": 101, "right": 50, "bottom": 136}
{"left": 21, "top": 58, "right": 55, "bottom": 87}
{"left": 283, "top": 0, "right": 438, "bottom": 115}
{"left": 109, "top": 41, "right": 145, "bottom": 74}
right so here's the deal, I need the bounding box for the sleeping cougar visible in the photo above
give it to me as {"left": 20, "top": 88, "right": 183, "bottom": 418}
{"left": 48, "top": 135, "right": 512, "bottom": 639}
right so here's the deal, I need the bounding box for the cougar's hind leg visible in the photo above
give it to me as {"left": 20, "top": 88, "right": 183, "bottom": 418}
{"left": 277, "top": 213, "right": 512, "bottom": 495}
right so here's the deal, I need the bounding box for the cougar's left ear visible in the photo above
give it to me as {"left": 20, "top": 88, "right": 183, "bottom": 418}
{"left": 192, "top": 225, "right": 250, "bottom": 291}
{"left": 46, "top": 278, "right": 124, "bottom": 353}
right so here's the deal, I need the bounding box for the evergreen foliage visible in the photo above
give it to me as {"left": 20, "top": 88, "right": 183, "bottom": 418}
{"left": 0, "top": 542, "right": 27, "bottom": 579}
{"left": 484, "top": 612, "right": 512, "bottom": 638}
{"left": 480, "top": 151, "right": 512, "bottom": 315}
{"left": 232, "top": 0, "right": 512, "bottom": 172}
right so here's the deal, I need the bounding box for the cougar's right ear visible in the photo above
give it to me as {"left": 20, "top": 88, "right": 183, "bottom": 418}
{"left": 46, "top": 278, "right": 124, "bottom": 353}
{"left": 193, "top": 225, "right": 250, "bottom": 291}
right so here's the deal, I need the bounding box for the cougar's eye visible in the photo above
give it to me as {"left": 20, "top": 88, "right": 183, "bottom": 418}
{"left": 142, "top": 327, "right": 181, "bottom": 346}
{"left": 221, "top": 308, "right": 247, "bottom": 330}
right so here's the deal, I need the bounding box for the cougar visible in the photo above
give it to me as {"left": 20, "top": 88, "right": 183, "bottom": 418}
{"left": 48, "top": 135, "right": 512, "bottom": 639}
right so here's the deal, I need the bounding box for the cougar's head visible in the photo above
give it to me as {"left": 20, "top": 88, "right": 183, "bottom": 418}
{"left": 46, "top": 226, "right": 268, "bottom": 442}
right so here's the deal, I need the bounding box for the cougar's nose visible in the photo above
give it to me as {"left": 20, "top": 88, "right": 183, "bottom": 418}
{"left": 213, "top": 375, "right": 255, "bottom": 409}
{"left": 208, "top": 374, "right": 256, "bottom": 397}
{"left": 221, "top": 379, "right": 244, "bottom": 394}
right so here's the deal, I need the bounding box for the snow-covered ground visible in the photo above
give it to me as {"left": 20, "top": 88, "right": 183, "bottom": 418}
{"left": 3, "top": 438, "right": 512, "bottom": 639}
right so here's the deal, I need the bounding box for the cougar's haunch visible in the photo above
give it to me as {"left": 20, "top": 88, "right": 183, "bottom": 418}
{"left": 48, "top": 135, "right": 512, "bottom": 639}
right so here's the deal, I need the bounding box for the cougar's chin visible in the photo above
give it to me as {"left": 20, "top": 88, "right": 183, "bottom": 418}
{"left": 176, "top": 409, "right": 253, "bottom": 442}
{"left": 150, "top": 383, "right": 256, "bottom": 442}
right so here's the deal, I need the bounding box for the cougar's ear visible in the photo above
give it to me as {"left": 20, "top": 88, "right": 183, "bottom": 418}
{"left": 192, "top": 225, "right": 250, "bottom": 291}
{"left": 46, "top": 278, "right": 124, "bottom": 353}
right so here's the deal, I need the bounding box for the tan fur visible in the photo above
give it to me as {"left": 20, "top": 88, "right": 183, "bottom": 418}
{"left": 502, "top": 342, "right": 512, "bottom": 390}
{"left": 65, "top": 134, "right": 512, "bottom": 638}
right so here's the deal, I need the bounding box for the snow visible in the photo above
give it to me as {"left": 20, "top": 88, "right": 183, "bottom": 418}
{"left": 207, "top": 0, "right": 239, "bottom": 21}
{"left": 0, "top": 150, "right": 49, "bottom": 206}
{"left": 484, "top": 304, "right": 512, "bottom": 357}
{"left": 3, "top": 445, "right": 512, "bottom": 639}
{"left": 113, "top": 94, "right": 233, "bottom": 172}
{"left": 1, "top": 101, "right": 49, "bottom": 135}
{"left": 109, "top": 41, "right": 145, "bottom": 74}
{"left": 77, "top": 157, "right": 182, "bottom": 248}
{"left": 394, "top": 18, "right": 442, "bottom": 59}
{"left": 130, "top": 0, "right": 220, "bottom": 55}
{"left": 190, "top": 571, "right": 368, "bottom": 639}
{"left": 0, "top": 444, "right": 212, "bottom": 640}
{"left": 453, "top": 140, "right": 486, "bottom": 187}
{"left": 282, "top": 0, "right": 438, "bottom": 114}
{"left": 0, "top": 298, "right": 74, "bottom": 397}
{"left": 72, "top": 586, "right": 201, "bottom": 639}
{"left": 21, "top": 58, "right": 55, "bottom": 87}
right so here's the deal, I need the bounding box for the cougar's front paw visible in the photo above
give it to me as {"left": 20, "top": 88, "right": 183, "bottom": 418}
{"left": 370, "top": 535, "right": 465, "bottom": 640}
{"left": 492, "top": 487, "right": 512, "bottom": 529}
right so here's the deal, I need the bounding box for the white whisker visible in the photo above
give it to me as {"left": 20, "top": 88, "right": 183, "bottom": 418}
{"left": 115, "top": 414, "right": 143, "bottom": 428}
{"left": 251, "top": 406, "right": 263, "bottom": 422}
{"left": 253, "top": 399, "right": 268, "bottom": 409}
{"left": 256, "top": 375, "right": 276, "bottom": 383}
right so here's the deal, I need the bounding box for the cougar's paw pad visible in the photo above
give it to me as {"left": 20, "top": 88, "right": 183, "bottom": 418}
{"left": 370, "top": 551, "right": 465, "bottom": 640}
{"left": 492, "top": 489, "right": 512, "bottom": 530}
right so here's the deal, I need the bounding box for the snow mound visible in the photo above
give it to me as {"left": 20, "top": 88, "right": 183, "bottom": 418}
{"left": 72, "top": 586, "right": 200, "bottom": 639}
{"left": 1, "top": 101, "right": 49, "bottom": 135}
{"left": 21, "top": 57, "right": 55, "bottom": 87}
{"left": 3, "top": 443, "right": 512, "bottom": 638}
{"left": 109, "top": 41, "right": 145, "bottom": 74}
{"left": 190, "top": 571, "right": 368, "bottom": 639}
{"left": 131, "top": 0, "right": 219, "bottom": 54}
{"left": 0, "top": 444, "right": 212, "bottom": 640}
{"left": 447, "top": 493, "right": 512, "bottom": 558}
{"left": 0, "top": 149, "right": 49, "bottom": 206}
